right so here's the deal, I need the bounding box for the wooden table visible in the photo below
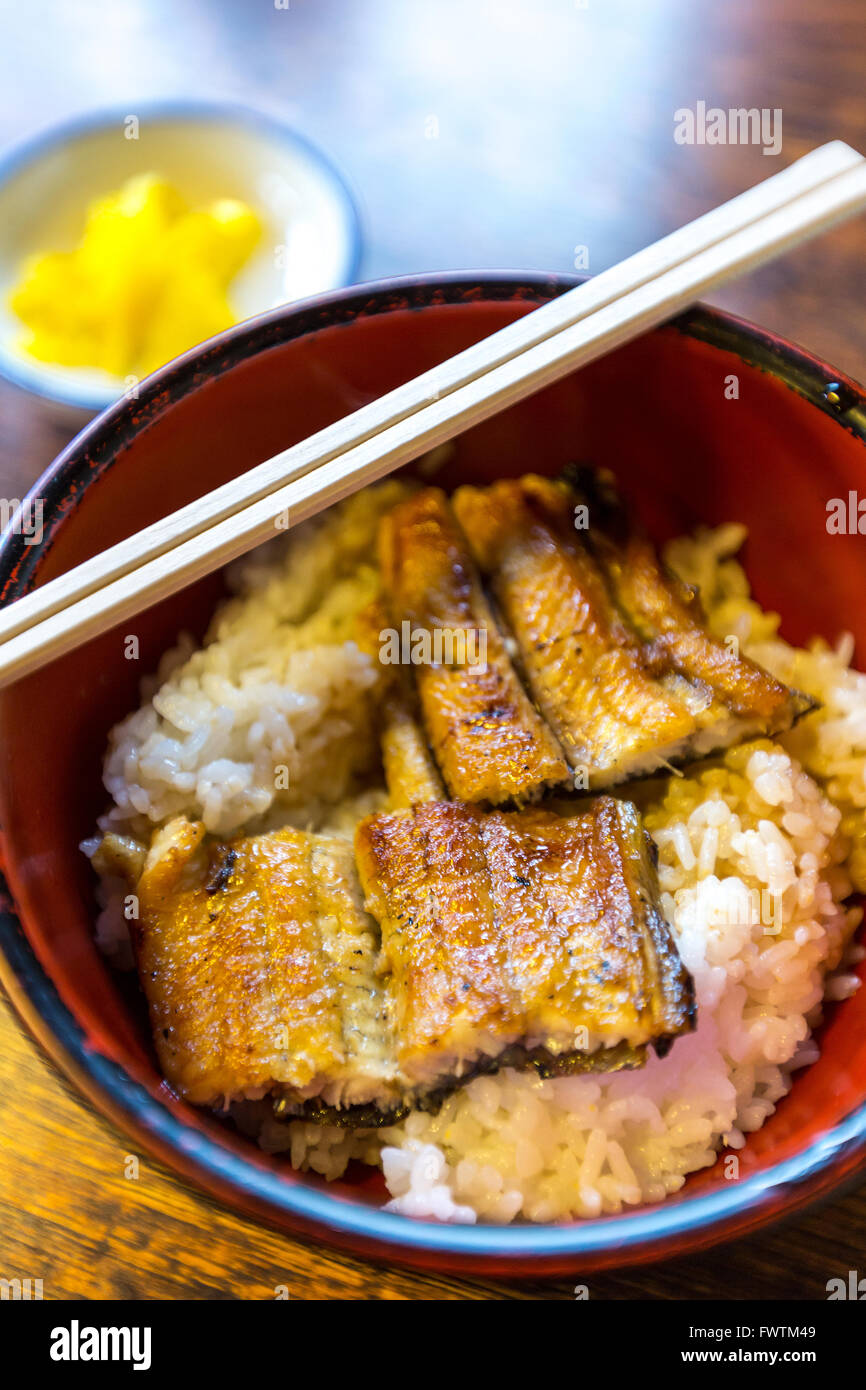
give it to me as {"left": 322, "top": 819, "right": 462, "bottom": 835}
{"left": 2, "top": 0, "right": 866, "bottom": 1300}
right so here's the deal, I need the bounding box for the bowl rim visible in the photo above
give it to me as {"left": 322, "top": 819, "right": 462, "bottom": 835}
{"left": 0, "top": 98, "right": 364, "bottom": 413}
{"left": 2, "top": 268, "right": 866, "bottom": 1275}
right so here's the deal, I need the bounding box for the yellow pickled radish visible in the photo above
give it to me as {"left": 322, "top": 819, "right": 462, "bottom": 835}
{"left": 9, "top": 252, "right": 100, "bottom": 366}
{"left": 8, "top": 174, "right": 262, "bottom": 378}
{"left": 166, "top": 198, "right": 262, "bottom": 281}
{"left": 137, "top": 266, "right": 236, "bottom": 378}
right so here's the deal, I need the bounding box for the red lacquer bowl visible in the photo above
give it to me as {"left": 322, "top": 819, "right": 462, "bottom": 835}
{"left": 2, "top": 273, "right": 866, "bottom": 1277}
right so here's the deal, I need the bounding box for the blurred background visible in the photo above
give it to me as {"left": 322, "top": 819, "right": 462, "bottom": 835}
{"left": 2, "top": 0, "right": 866, "bottom": 502}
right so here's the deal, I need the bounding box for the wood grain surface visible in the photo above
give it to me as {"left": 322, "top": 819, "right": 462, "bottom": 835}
{"left": 2, "top": 0, "right": 866, "bottom": 1300}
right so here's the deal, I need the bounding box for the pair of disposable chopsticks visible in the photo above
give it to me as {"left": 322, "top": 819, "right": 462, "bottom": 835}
{"left": 1, "top": 139, "right": 866, "bottom": 690}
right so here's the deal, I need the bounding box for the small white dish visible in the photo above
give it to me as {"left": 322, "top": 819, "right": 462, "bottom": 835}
{"left": 0, "top": 101, "right": 362, "bottom": 420}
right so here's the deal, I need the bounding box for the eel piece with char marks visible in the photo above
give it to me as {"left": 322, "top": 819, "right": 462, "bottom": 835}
{"left": 114, "top": 794, "right": 694, "bottom": 1126}
{"left": 452, "top": 473, "right": 813, "bottom": 789}
{"left": 131, "top": 817, "right": 399, "bottom": 1112}
{"left": 378, "top": 488, "right": 569, "bottom": 805}
{"left": 354, "top": 795, "right": 695, "bottom": 1096}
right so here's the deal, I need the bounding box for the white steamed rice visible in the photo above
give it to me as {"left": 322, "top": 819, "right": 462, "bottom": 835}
{"left": 88, "top": 488, "right": 866, "bottom": 1224}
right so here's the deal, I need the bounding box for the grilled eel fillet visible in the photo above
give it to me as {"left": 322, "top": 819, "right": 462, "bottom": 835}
{"left": 129, "top": 817, "right": 400, "bottom": 1111}
{"left": 378, "top": 683, "right": 445, "bottom": 809}
{"left": 568, "top": 465, "right": 816, "bottom": 725}
{"left": 355, "top": 797, "right": 694, "bottom": 1097}
{"left": 354, "top": 598, "right": 445, "bottom": 809}
{"left": 378, "top": 488, "right": 568, "bottom": 804}
{"left": 452, "top": 473, "right": 814, "bottom": 789}
{"left": 112, "top": 796, "right": 693, "bottom": 1125}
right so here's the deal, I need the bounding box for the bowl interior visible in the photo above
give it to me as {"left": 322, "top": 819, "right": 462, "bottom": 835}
{"left": 2, "top": 284, "right": 866, "bottom": 1265}
{"left": 0, "top": 106, "right": 359, "bottom": 409}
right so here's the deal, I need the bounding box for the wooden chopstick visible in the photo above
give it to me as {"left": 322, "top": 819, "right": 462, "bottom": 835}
{"left": 0, "top": 140, "right": 860, "bottom": 652}
{"left": 2, "top": 149, "right": 866, "bottom": 688}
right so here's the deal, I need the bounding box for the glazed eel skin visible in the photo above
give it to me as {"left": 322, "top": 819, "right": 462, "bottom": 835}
{"left": 108, "top": 794, "right": 694, "bottom": 1127}
{"left": 378, "top": 487, "right": 569, "bottom": 805}
{"left": 451, "top": 472, "right": 813, "bottom": 791}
